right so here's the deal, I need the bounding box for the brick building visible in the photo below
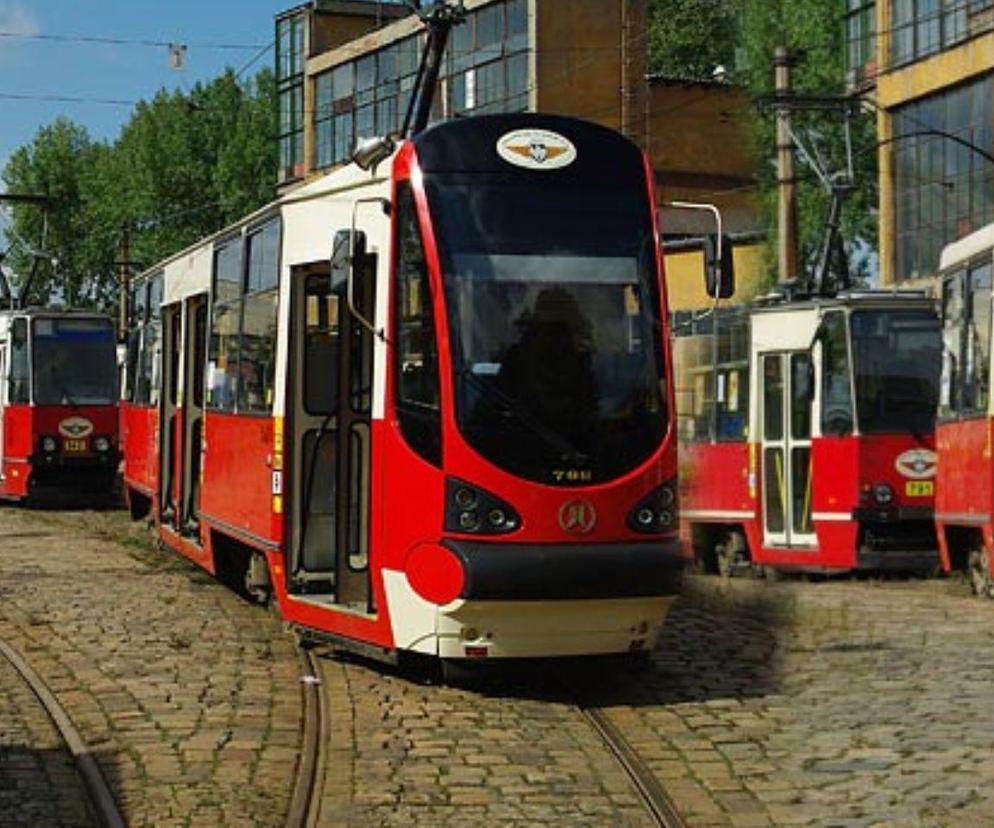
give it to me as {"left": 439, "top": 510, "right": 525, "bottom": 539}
{"left": 274, "top": 0, "right": 765, "bottom": 308}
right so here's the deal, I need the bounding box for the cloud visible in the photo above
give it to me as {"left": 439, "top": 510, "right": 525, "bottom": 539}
{"left": 0, "top": 2, "right": 40, "bottom": 65}
{"left": 0, "top": 2, "right": 39, "bottom": 36}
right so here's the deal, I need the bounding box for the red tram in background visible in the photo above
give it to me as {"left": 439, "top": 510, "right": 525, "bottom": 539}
{"left": 933, "top": 224, "right": 994, "bottom": 595}
{"left": 0, "top": 308, "right": 120, "bottom": 502}
{"left": 674, "top": 290, "right": 942, "bottom": 575}
{"left": 121, "top": 107, "right": 693, "bottom": 661}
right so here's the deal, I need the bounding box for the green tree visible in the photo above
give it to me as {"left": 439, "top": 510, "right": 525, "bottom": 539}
{"left": 1, "top": 117, "right": 114, "bottom": 307}
{"left": 648, "top": 0, "right": 737, "bottom": 80}
{"left": 2, "top": 67, "right": 276, "bottom": 311}
{"left": 737, "top": 0, "right": 878, "bottom": 287}
{"left": 649, "top": 0, "right": 878, "bottom": 287}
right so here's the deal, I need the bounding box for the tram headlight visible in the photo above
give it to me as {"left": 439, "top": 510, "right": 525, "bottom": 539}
{"left": 445, "top": 478, "right": 521, "bottom": 535}
{"left": 41, "top": 436, "right": 57, "bottom": 453}
{"left": 454, "top": 487, "right": 478, "bottom": 510}
{"left": 628, "top": 480, "right": 679, "bottom": 534}
{"left": 94, "top": 436, "right": 111, "bottom": 453}
{"left": 636, "top": 507, "right": 656, "bottom": 528}
{"left": 873, "top": 482, "right": 894, "bottom": 505}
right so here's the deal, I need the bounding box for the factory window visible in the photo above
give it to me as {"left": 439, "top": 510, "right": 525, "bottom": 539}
{"left": 311, "top": 0, "right": 531, "bottom": 171}
{"left": 890, "top": 0, "right": 968, "bottom": 67}
{"left": 277, "top": 12, "right": 305, "bottom": 182}
{"left": 893, "top": 73, "right": 994, "bottom": 281}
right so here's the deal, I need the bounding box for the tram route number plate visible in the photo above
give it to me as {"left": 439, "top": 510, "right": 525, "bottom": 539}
{"left": 64, "top": 439, "right": 88, "bottom": 453}
{"left": 906, "top": 481, "right": 933, "bottom": 497}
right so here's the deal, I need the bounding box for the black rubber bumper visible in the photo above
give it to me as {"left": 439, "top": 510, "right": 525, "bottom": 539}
{"left": 855, "top": 549, "right": 939, "bottom": 572}
{"left": 443, "top": 539, "right": 684, "bottom": 601}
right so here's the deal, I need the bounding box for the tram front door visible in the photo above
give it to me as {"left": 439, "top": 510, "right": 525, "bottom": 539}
{"left": 761, "top": 351, "right": 816, "bottom": 549}
{"left": 286, "top": 252, "right": 375, "bottom": 613}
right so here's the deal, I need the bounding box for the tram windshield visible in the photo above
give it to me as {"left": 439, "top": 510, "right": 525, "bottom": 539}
{"left": 427, "top": 175, "right": 667, "bottom": 485}
{"left": 32, "top": 317, "right": 118, "bottom": 405}
{"left": 850, "top": 309, "right": 941, "bottom": 435}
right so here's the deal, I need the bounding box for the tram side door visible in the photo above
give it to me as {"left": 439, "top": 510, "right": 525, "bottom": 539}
{"left": 287, "top": 251, "right": 375, "bottom": 613}
{"left": 180, "top": 294, "right": 208, "bottom": 536}
{"left": 761, "top": 351, "right": 815, "bottom": 549}
{"left": 159, "top": 304, "right": 181, "bottom": 526}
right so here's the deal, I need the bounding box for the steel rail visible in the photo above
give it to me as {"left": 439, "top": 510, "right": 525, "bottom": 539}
{"left": 576, "top": 699, "right": 687, "bottom": 828}
{"left": 285, "top": 647, "right": 324, "bottom": 828}
{"left": 0, "top": 638, "right": 125, "bottom": 828}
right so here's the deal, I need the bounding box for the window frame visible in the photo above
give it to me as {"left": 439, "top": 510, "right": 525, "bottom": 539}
{"left": 392, "top": 180, "right": 442, "bottom": 466}
{"left": 206, "top": 218, "right": 283, "bottom": 418}
{"left": 238, "top": 219, "right": 283, "bottom": 416}
{"left": 940, "top": 258, "right": 994, "bottom": 421}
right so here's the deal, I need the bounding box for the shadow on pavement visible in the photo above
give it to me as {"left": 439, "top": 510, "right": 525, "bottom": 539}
{"left": 0, "top": 743, "right": 99, "bottom": 828}
{"left": 344, "top": 575, "right": 795, "bottom": 708}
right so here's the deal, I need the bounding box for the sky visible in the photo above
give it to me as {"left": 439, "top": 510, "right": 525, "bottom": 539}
{"left": 0, "top": 0, "right": 289, "bottom": 231}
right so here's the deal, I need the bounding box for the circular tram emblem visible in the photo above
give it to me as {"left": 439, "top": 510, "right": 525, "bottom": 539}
{"left": 558, "top": 499, "right": 597, "bottom": 535}
{"left": 894, "top": 449, "right": 937, "bottom": 480}
{"left": 496, "top": 129, "right": 577, "bottom": 171}
{"left": 58, "top": 417, "right": 94, "bottom": 439}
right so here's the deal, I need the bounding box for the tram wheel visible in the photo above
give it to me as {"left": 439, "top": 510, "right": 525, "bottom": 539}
{"left": 968, "top": 549, "right": 994, "bottom": 599}
{"left": 715, "top": 531, "right": 748, "bottom": 578}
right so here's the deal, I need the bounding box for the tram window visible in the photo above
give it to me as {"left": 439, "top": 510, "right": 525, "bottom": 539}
{"left": 790, "top": 353, "right": 812, "bottom": 440}
{"left": 820, "top": 311, "right": 853, "bottom": 435}
{"left": 763, "top": 355, "right": 784, "bottom": 441}
{"left": 125, "top": 282, "right": 144, "bottom": 402}
{"left": 964, "top": 262, "right": 992, "bottom": 415}
{"left": 673, "top": 313, "right": 748, "bottom": 444}
{"left": 208, "top": 241, "right": 243, "bottom": 412}
{"left": 304, "top": 285, "right": 339, "bottom": 415}
{"left": 147, "top": 275, "right": 163, "bottom": 407}
{"left": 132, "top": 275, "right": 163, "bottom": 407}
{"left": 394, "top": 182, "right": 441, "bottom": 466}
{"left": 8, "top": 318, "right": 29, "bottom": 404}
{"left": 239, "top": 221, "right": 281, "bottom": 414}
{"left": 939, "top": 273, "right": 964, "bottom": 418}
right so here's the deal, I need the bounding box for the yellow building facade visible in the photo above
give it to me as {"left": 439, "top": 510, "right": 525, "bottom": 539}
{"left": 853, "top": 1, "right": 994, "bottom": 286}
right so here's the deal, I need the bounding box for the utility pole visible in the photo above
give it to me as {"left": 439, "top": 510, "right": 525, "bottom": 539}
{"left": 117, "top": 223, "right": 131, "bottom": 341}
{"left": 774, "top": 47, "right": 800, "bottom": 284}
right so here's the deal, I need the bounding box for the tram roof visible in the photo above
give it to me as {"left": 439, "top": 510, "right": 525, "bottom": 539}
{"left": 748, "top": 289, "right": 934, "bottom": 315}
{"left": 938, "top": 222, "right": 994, "bottom": 272}
{"left": 131, "top": 156, "right": 389, "bottom": 284}
{"left": 0, "top": 306, "right": 113, "bottom": 321}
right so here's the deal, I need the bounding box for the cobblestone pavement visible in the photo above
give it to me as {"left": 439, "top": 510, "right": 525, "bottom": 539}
{"left": 0, "top": 654, "right": 92, "bottom": 827}
{"left": 575, "top": 575, "right": 994, "bottom": 827}
{"left": 311, "top": 654, "right": 656, "bottom": 827}
{"left": 0, "top": 506, "right": 303, "bottom": 828}
{"left": 6, "top": 503, "right": 994, "bottom": 828}
{"left": 309, "top": 575, "right": 994, "bottom": 827}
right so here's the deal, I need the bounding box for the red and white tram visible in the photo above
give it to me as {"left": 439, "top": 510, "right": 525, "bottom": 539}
{"left": 121, "top": 109, "right": 690, "bottom": 660}
{"left": 675, "top": 290, "right": 942, "bottom": 575}
{"left": 933, "top": 224, "right": 994, "bottom": 594}
{"left": 0, "top": 308, "right": 120, "bottom": 501}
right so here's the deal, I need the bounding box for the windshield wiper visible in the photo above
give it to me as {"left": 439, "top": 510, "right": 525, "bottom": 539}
{"left": 456, "top": 365, "right": 589, "bottom": 466}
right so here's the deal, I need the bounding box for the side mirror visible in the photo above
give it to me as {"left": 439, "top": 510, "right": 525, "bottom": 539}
{"left": 703, "top": 234, "right": 735, "bottom": 299}
{"left": 330, "top": 229, "right": 367, "bottom": 289}
{"left": 353, "top": 135, "right": 396, "bottom": 172}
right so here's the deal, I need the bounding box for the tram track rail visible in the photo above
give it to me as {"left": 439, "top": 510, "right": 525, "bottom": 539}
{"left": 556, "top": 665, "right": 687, "bottom": 828}
{"left": 285, "top": 646, "right": 326, "bottom": 828}
{"left": 0, "top": 637, "right": 125, "bottom": 828}
{"left": 578, "top": 703, "right": 687, "bottom": 828}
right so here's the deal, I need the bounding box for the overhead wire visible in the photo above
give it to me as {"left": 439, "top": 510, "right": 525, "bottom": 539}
{"left": 0, "top": 30, "right": 265, "bottom": 50}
